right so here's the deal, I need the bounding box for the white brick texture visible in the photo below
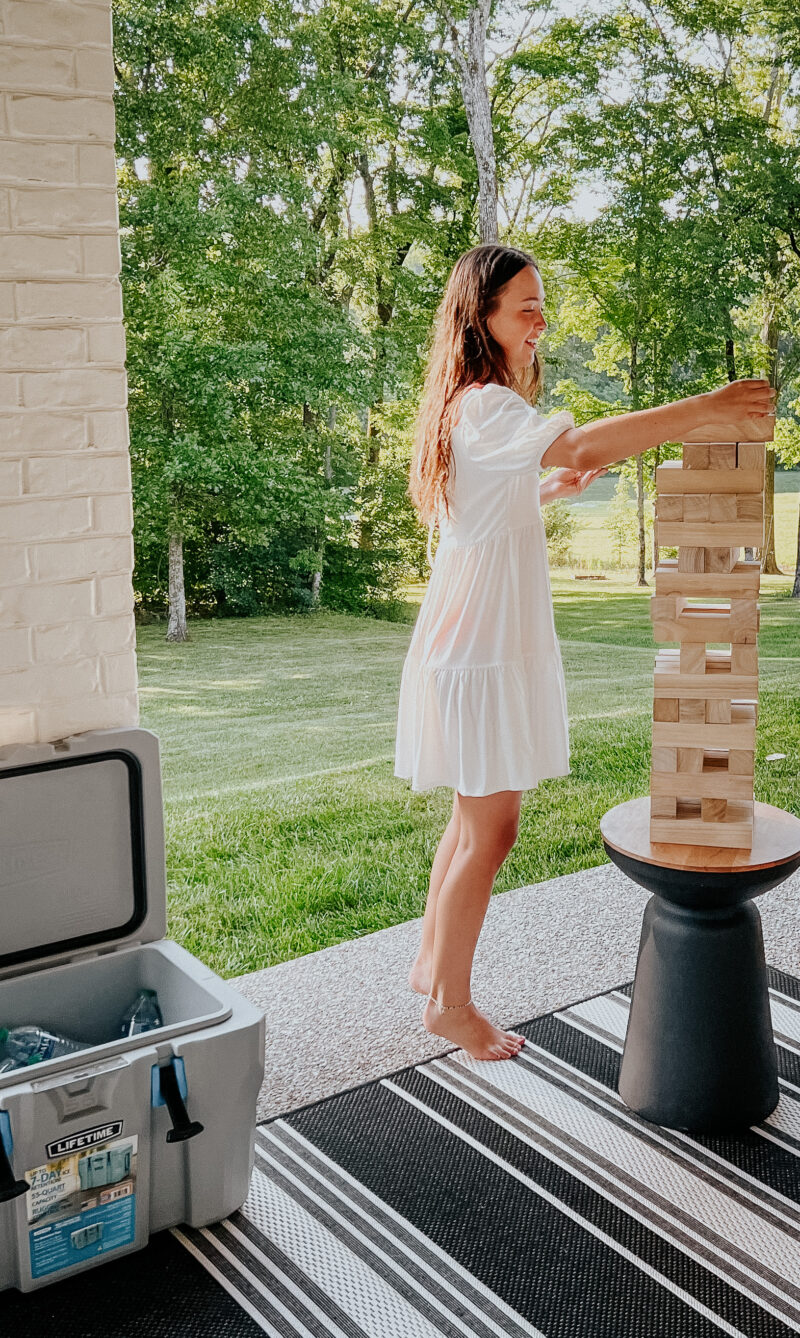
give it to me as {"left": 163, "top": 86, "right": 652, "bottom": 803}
{"left": 0, "top": 0, "right": 138, "bottom": 746}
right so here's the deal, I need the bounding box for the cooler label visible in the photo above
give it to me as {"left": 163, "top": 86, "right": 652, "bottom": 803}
{"left": 27, "top": 1131, "right": 137, "bottom": 1279}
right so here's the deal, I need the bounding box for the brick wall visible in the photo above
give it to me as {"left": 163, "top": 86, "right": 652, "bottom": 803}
{"left": 0, "top": 0, "right": 138, "bottom": 746}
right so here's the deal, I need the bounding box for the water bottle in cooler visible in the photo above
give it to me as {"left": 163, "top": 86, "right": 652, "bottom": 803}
{"left": 119, "top": 989, "right": 163, "bottom": 1037}
{"left": 0, "top": 1025, "right": 90, "bottom": 1067}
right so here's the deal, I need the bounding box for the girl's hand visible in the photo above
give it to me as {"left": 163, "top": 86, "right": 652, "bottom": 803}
{"left": 544, "top": 466, "right": 607, "bottom": 501}
{"left": 704, "top": 379, "right": 775, "bottom": 427}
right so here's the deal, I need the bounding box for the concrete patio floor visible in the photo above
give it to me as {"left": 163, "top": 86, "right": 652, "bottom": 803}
{"left": 232, "top": 860, "right": 800, "bottom": 1123}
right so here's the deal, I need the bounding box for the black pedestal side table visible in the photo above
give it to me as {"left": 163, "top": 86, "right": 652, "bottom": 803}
{"left": 600, "top": 798, "right": 800, "bottom": 1134}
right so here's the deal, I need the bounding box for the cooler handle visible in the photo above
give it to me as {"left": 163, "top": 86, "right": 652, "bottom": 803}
{"left": 151, "top": 1059, "right": 204, "bottom": 1144}
{"left": 0, "top": 1111, "right": 30, "bottom": 1203}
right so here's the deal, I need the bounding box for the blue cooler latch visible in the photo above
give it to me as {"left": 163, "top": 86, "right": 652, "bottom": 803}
{"left": 151, "top": 1058, "right": 204, "bottom": 1143}
{"left": 0, "top": 1111, "right": 29, "bottom": 1203}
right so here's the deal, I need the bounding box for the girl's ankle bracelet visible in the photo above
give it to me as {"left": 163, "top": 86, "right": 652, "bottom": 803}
{"left": 428, "top": 995, "right": 473, "bottom": 1011}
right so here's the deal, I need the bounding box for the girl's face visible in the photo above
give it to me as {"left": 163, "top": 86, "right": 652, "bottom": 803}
{"left": 485, "top": 265, "right": 547, "bottom": 372}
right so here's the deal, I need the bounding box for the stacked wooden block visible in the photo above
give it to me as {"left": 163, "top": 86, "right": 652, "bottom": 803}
{"left": 649, "top": 434, "right": 769, "bottom": 848}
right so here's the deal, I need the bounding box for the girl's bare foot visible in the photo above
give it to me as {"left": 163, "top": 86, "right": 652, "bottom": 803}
{"left": 423, "top": 998, "right": 525, "bottom": 1060}
{"left": 408, "top": 956, "right": 431, "bottom": 996}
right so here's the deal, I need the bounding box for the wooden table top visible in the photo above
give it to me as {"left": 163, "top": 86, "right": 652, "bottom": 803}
{"left": 600, "top": 797, "right": 800, "bottom": 873}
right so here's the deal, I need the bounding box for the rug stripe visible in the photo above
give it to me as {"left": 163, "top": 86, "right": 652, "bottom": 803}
{"left": 173, "top": 1226, "right": 299, "bottom": 1337}
{"left": 260, "top": 1123, "right": 539, "bottom": 1338}
{"left": 415, "top": 1058, "right": 800, "bottom": 1330}
{"left": 253, "top": 1142, "right": 500, "bottom": 1337}
{"left": 202, "top": 1221, "right": 364, "bottom": 1338}
{"left": 214, "top": 1211, "right": 373, "bottom": 1338}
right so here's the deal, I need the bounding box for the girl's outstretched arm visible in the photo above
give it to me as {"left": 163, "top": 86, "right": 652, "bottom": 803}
{"left": 540, "top": 379, "right": 776, "bottom": 473}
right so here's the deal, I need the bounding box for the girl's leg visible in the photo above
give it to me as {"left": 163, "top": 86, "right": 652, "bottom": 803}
{"left": 422, "top": 789, "right": 525, "bottom": 1061}
{"left": 408, "top": 790, "right": 461, "bottom": 995}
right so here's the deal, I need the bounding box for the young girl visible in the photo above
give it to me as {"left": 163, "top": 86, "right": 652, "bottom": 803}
{"left": 394, "top": 242, "right": 775, "bottom": 1063}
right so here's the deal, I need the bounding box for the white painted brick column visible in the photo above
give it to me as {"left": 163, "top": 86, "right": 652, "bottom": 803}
{"left": 0, "top": 0, "right": 138, "bottom": 746}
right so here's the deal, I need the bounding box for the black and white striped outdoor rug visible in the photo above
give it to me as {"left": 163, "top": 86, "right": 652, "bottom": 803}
{"left": 177, "top": 966, "right": 800, "bottom": 1338}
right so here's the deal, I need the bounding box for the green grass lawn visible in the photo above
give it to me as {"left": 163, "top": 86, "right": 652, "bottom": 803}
{"left": 138, "top": 571, "right": 800, "bottom": 980}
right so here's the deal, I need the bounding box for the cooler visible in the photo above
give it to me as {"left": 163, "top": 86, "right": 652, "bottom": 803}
{"left": 0, "top": 727, "right": 265, "bottom": 1292}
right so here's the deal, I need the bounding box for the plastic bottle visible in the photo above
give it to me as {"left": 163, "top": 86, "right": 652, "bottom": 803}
{"left": 0, "top": 1025, "right": 90, "bottom": 1066}
{"left": 119, "top": 989, "right": 163, "bottom": 1038}
{"left": 0, "top": 1053, "right": 44, "bottom": 1074}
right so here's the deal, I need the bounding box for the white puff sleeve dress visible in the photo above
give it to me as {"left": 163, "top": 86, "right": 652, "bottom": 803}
{"left": 394, "top": 382, "right": 576, "bottom": 796}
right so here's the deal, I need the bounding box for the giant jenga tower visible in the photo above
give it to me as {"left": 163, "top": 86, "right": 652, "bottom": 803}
{"left": 649, "top": 426, "right": 772, "bottom": 848}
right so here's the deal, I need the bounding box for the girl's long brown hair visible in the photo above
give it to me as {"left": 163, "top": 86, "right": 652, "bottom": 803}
{"left": 409, "top": 243, "right": 544, "bottom": 529}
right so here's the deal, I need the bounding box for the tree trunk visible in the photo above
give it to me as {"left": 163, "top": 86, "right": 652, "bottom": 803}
{"left": 629, "top": 337, "right": 647, "bottom": 585}
{"left": 760, "top": 305, "right": 782, "bottom": 574}
{"left": 759, "top": 240, "right": 786, "bottom": 575}
{"left": 166, "top": 531, "right": 188, "bottom": 642}
{"left": 440, "top": 0, "right": 498, "bottom": 242}
{"left": 792, "top": 499, "right": 800, "bottom": 597}
{"left": 636, "top": 454, "right": 647, "bottom": 586}
{"left": 761, "top": 447, "right": 781, "bottom": 574}
{"left": 359, "top": 404, "right": 381, "bottom": 550}
{"left": 310, "top": 405, "right": 336, "bottom": 608}
{"left": 726, "top": 327, "right": 758, "bottom": 563}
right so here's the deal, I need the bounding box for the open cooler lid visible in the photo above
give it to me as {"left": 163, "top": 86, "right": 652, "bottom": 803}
{"left": 0, "top": 728, "right": 167, "bottom": 978}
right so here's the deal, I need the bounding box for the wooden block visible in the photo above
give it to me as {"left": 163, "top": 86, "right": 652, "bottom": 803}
{"left": 709, "top": 494, "right": 737, "bottom": 523}
{"left": 654, "top": 610, "right": 733, "bottom": 642}
{"left": 731, "top": 645, "right": 758, "bottom": 674}
{"left": 729, "top": 749, "right": 755, "bottom": 775}
{"left": 650, "top": 594, "right": 679, "bottom": 622}
{"left": 677, "top": 747, "right": 704, "bottom": 772}
{"left": 683, "top": 418, "right": 772, "bottom": 442}
{"left": 679, "top": 644, "right": 706, "bottom": 674}
{"left": 650, "top": 798, "right": 755, "bottom": 847}
{"left": 651, "top": 770, "right": 753, "bottom": 801}
{"left": 650, "top": 819, "right": 753, "bottom": 848}
{"left": 657, "top": 495, "right": 684, "bottom": 521}
{"left": 678, "top": 547, "right": 705, "bottom": 573}
{"left": 653, "top": 697, "right": 679, "bottom": 721}
{"left": 736, "top": 494, "right": 763, "bottom": 523}
{"left": 729, "top": 599, "right": 759, "bottom": 643}
{"left": 702, "top": 797, "right": 728, "bottom": 821}
{"left": 682, "top": 494, "right": 709, "bottom": 522}
{"left": 706, "top": 547, "right": 737, "bottom": 573}
{"left": 655, "top": 466, "right": 764, "bottom": 495}
{"left": 737, "top": 443, "right": 766, "bottom": 470}
{"left": 679, "top": 698, "right": 705, "bottom": 722}
{"left": 651, "top": 795, "right": 678, "bottom": 819}
{"left": 655, "top": 562, "right": 759, "bottom": 597}
{"left": 706, "top": 698, "right": 732, "bottom": 724}
{"left": 682, "top": 444, "right": 709, "bottom": 469}
{"left": 653, "top": 721, "right": 756, "bottom": 748}
{"left": 651, "top": 746, "right": 678, "bottom": 771}
{"left": 657, "top": 522, "right": 764, "bottom": 547}
{"left": 708, "top": 444, "right": 737, "bottom": 470}
{"left": 731, "top": 701, "right": 757, "bottom": 724}
{"left": 654, "top": 672, "right": 757, "bottom": 700}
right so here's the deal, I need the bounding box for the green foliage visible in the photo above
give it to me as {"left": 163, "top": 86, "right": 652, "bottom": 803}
{"left": 542, "top": 500, "right": 577, "bottom": 565}
{"left": 605, "top": 476, "right": 639, "bottom": 566}
{"left": 114, "top": 0, "right": 800, "bottom": 624}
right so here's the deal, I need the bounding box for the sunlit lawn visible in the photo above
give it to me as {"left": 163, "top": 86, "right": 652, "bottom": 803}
{"left": 138, "top": 565, "right": 800, "bottom": 979}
